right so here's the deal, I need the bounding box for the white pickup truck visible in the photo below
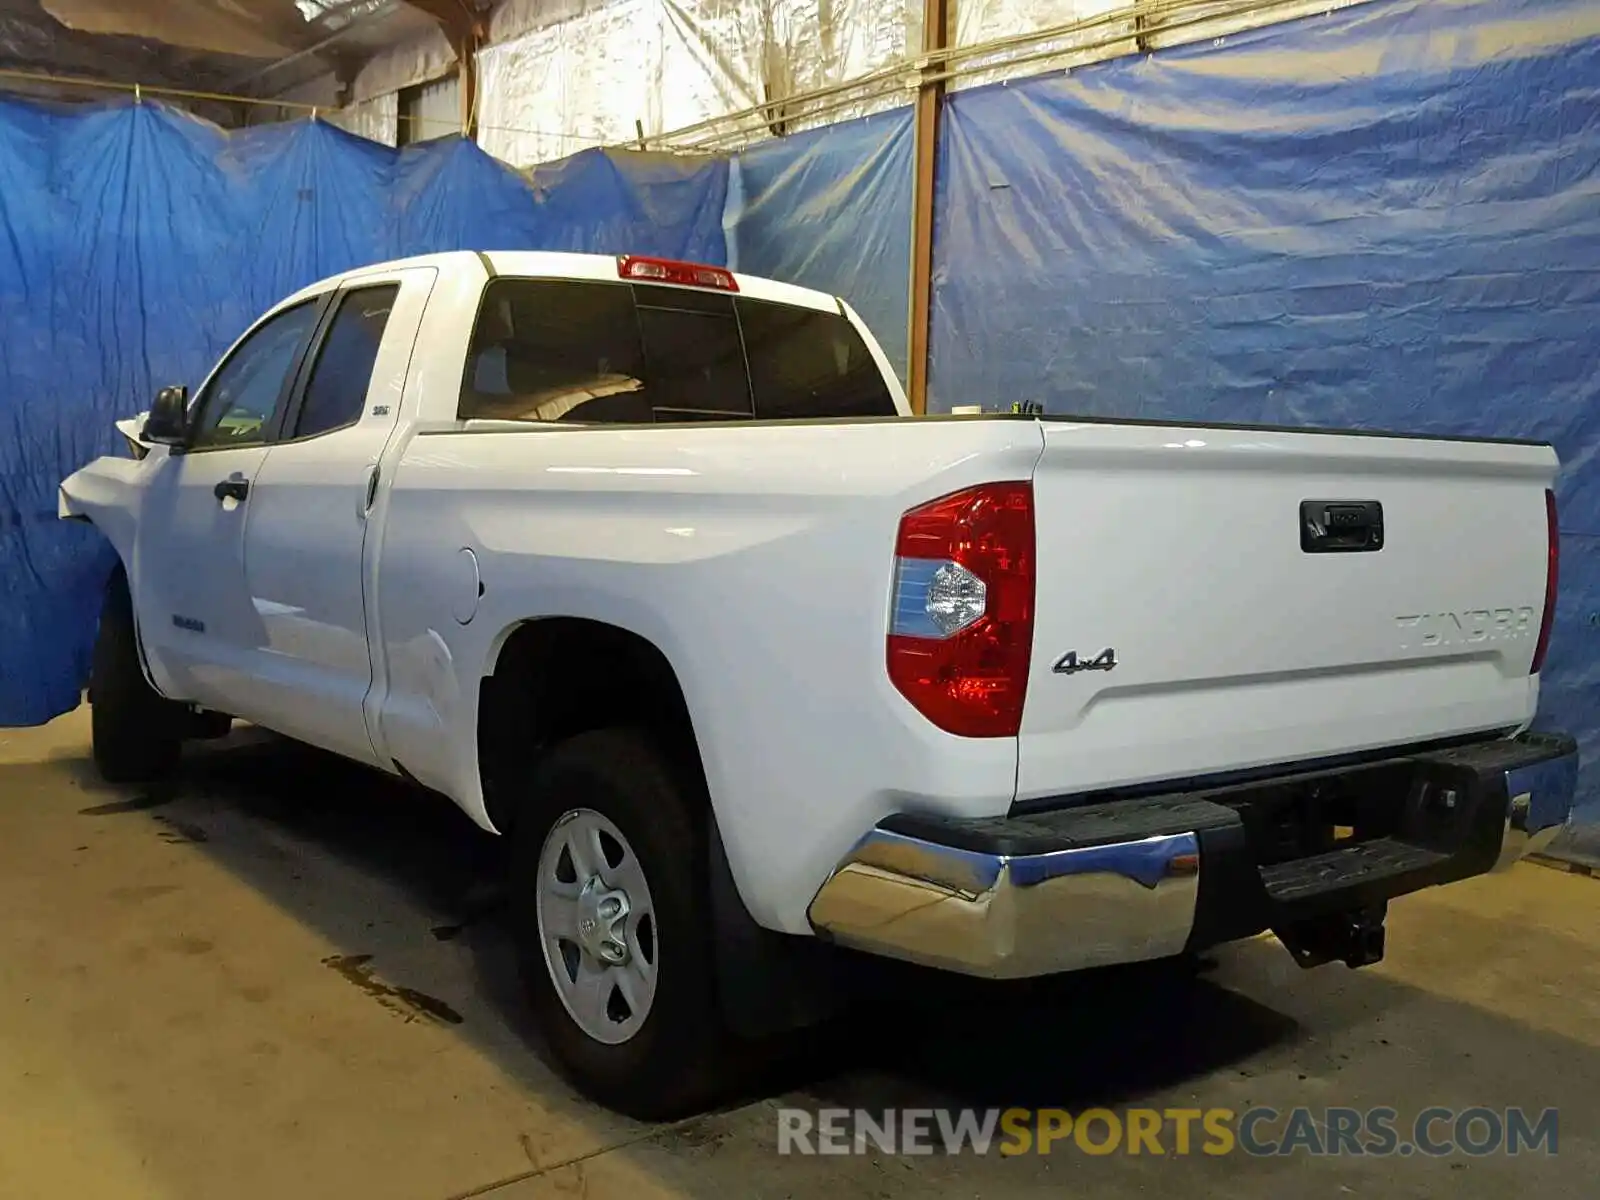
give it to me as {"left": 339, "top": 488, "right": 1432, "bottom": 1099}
{"left": 61, "top": 250, "right": 1577, "bottom": 1118}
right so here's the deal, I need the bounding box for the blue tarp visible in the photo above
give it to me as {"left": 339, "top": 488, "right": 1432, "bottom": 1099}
{"left": 0, "top": 101, "right": 727, "bottom": 726}
{"left": 725, "top": 107, "right": 914, "bottom": 385}
{"left": 8, "top": 0, "right": 1600, "bottom": 832}
{"left": 930, "top": 0, "right": 1600, "bottom": 808}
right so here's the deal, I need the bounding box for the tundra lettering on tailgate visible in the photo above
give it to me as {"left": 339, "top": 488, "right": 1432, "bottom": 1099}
{"left": 1395, "top": 607, "right": 1534, "bottom": 650}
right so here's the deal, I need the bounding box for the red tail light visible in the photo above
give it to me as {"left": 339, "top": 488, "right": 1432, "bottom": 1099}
{"left": 618, "top": 255, "right": 738, "bottom": 292}
{"left": 1531, "top": 487, "right": 1559, "bottom": 675}
{"left": 887, "top": 482, "right": 1035, "bottom": 737}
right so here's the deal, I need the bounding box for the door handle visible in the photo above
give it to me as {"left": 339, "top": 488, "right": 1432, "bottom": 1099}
{"left": 213, "top": 478, "right": 249, "bottom": 503}
{"left": 1300, "top": 499, "right": 1383, "bottom": 553}
{"left": 359, "top": 464, "right": 380, "bottom": 518}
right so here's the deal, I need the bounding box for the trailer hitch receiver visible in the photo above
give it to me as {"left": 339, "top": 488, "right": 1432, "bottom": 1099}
{"left": 1276, "top": 903, "right": 1388, "bottom": 970}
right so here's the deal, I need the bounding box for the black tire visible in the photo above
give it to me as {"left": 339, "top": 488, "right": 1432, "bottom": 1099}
{"left": 512, "top": 727, "right": 731, "bottom": 1120}
{"left": 90, "top": 574, "right": 184, "bottom": 784}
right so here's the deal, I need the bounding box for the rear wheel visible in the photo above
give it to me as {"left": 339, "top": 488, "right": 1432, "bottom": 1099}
{"left": 90, "top": 574, "right": 184, "bottom": 784}
{"left": 512, "top": 728, "right": 731, "bottom": 1119}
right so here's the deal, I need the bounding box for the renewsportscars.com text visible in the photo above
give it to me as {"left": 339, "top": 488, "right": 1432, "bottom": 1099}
{"left": 776, "top": 1106, "right": 1559, "bottom": 1158}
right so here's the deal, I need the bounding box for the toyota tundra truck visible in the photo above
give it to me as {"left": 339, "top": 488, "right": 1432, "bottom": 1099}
{"left": 59, "top": 250, "right": 1578, "bottom": 1118}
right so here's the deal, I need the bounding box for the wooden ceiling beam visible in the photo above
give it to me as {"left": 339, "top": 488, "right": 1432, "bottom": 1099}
{"left": 395, "top": 0, "right": 482, "bottom": 44}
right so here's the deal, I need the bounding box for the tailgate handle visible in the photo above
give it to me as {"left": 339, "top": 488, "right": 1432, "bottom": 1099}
{"left": 1301, "top": 500, "right": 1384, "bottom": 553}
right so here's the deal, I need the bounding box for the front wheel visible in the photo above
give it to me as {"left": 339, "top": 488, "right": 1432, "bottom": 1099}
{"left": 89, "top": 574, "right": 184, "bottom": 784}
{"left": 512, "top": 728, "right": 731, "bottom": 1120}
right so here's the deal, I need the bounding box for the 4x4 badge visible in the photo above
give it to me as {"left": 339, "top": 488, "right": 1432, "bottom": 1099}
{"left": 1054, "top": 648, "right": 1117, "bottom": 675}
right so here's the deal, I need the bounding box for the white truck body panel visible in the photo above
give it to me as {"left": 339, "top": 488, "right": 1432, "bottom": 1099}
{"left": 1020, "top": 420, "right": 1551, "bottom": 803}
{"left": 378, "top": 418, "right": 1040, "bottom": 931}
{"left": 59, "top": 250, "right": 1559, "bottom": 939}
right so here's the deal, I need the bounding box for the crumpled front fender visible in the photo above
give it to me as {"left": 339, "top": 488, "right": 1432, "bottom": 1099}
{"left": 58, "top": 450, "right": 148, "bottom": 572}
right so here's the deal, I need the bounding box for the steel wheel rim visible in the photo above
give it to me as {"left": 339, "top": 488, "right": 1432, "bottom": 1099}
{"left": 535, "top": 807, "right": 659, "bottom": 1045}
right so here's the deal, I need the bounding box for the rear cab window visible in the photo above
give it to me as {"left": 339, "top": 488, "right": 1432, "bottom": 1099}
{"left": 458, "top": 277, "right": 897, "bottom": 425}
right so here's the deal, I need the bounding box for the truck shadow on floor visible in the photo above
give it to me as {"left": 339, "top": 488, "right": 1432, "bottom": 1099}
{"left": 826, "top": 957, "right": 1301, "bottom": 1113}
{"left": 65, "top": 732, "right": 1315, "bottom": 1115}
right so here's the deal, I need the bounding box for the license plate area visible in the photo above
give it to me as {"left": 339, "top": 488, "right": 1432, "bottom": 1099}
{"left": 1202, "top": 757, "right": 1500, "bottom": 869}
{"left": 1217, "top": 761, "right": 1413, "bottom": 865}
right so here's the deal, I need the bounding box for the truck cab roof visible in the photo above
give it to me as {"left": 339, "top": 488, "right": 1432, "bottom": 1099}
{"left": 280, "top": 250, "right": 844, "bottom": 317}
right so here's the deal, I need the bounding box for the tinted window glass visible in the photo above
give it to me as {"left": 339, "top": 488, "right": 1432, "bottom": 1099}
{"left": 461, "top": 279, "right": 650, "bottom": 423}
{"left": 457, "top": 278, "right": 896, "bottom": 425}
{"left": 737, "top": 298, "right": 897, "bottom": 420}
{"left": 633, "top": 285, "right": 753, "bottom": 419}
{"left": 191, "top": 300, "right": 319, "bottom": 448}
{"left": 294, "top": 285, "right": 398, "bottom": 439}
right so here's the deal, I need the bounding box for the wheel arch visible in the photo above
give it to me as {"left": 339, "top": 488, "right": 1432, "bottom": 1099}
{"left": 95, "top": 551, "right": 167, "bottom": 702}
{"left": 477, "top": 614, "right": 852, "bottom": 1038}
{"left": 476, "top": 615, "right": 707, "bottom": 839}
{"left": 58, "top": 460, "right": 142, "bottom": 573}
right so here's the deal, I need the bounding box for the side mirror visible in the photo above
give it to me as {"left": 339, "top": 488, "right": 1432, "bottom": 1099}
{"left": 144, "top": 385, "right": 190, "bottom": 445}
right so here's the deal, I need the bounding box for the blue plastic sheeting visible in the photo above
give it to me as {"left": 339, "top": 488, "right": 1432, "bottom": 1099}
{"left": 524, "top": 146, "right": 733, "bottom": 259}
{"left": 1547, "top": 818, "right": 1600, "bottom": 872}
{"left": 0, "top": 101, "right": 727, "bottom": 726}
{"left": 931, "top": 0, "right": 1600, "bottom": 806}
{"left": 391, "top": 138, "right": 729, "bottom": 261}
{"left": 726, "top": 107, "right": 914, "bottom": 384}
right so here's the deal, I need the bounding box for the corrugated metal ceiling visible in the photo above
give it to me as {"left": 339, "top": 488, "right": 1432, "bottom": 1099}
{"left": 0, "top": 0, "right": 438, "bottom": 99}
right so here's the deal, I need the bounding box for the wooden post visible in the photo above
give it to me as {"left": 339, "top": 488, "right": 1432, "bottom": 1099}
{"left": 906, "top": 0, "right": 950, "bottom": 415}
{"left": 399, "top": 0, "right": 484, "bottom": 139}
{"left": 458, "top": 44, "right": 479, "bottom": 140}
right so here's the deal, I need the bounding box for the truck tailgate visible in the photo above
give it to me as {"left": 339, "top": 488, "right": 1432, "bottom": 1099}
{"left": 1018, "top": 419, "right": 1557, "bottom": 804}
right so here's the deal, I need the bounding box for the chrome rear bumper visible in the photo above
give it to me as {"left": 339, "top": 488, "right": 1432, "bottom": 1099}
{"left": 808, "top": 733, "right": 1578, "bottom": 979}
{"left": 806, "top": 827, "right": 1200, "bottom": 979}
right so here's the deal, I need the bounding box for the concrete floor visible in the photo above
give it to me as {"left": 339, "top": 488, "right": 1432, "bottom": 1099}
{"left": 1, "top": 710, "right": 1597, "bottom": 1199}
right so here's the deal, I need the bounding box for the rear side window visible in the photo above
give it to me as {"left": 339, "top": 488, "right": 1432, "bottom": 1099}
{"left": 293, "top": 285, "right": 398, "bottom": 439}
{"left": 458, "top": 277, "right": 896, "bottom": 424}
